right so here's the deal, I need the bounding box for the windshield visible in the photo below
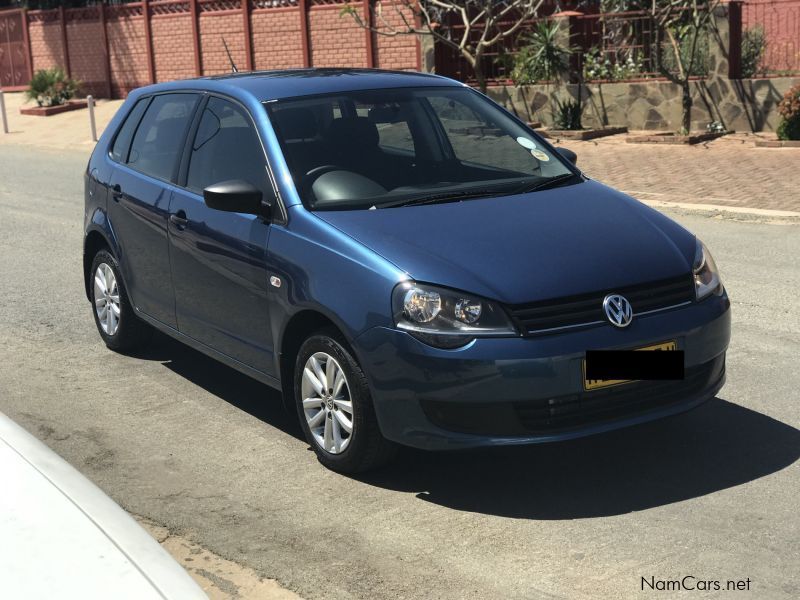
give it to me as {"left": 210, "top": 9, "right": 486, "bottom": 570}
{"left": 265, "top": 87, "right": 575, "bottom": 211}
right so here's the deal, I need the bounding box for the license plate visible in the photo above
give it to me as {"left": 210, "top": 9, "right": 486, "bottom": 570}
{"left": 583, "top": 340, "right": 678, "bottom": 391}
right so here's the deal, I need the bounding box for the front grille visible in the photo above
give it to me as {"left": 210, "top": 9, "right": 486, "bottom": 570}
{"left": 421, "top": 355, "right": 724, "bottom": 437}
{"left": 507, "top": 274, "right": 695, "bottom": 335}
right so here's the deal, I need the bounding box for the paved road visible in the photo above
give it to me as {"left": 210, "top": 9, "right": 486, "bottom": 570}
{"left": 1, "top": 145, "right": 798, "bottom": 599}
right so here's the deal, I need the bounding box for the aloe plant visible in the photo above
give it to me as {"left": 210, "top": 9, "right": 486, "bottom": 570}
{"left": 511, "top": 21, "right": 573, "bottom": 86}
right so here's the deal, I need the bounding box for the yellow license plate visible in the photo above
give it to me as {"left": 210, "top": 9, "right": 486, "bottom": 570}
{"left": 583, "top": 340, "right": 678, "bottom": 391}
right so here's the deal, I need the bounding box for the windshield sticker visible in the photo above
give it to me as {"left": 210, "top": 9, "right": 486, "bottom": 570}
{"left": 516, "top": 136, "right": 537, "bottom": 150}
{"left": 531, "top": 149, "right": 550, "bottom": 162}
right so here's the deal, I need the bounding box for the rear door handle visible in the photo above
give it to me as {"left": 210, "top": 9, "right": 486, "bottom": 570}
{"left": 169, "top": 210, "right": 188, "bottom": 230}
{"left": 111, "top": 184, "right": 123, "bottom": 202}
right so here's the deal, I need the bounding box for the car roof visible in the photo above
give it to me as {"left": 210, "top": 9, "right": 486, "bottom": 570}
{"left": 133, "top": 68, "right": 463, "bottom": 103}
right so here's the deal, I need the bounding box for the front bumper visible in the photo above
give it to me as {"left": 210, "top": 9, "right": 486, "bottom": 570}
{"left": 354, "top": 292, "right": 730, "bottom": 450}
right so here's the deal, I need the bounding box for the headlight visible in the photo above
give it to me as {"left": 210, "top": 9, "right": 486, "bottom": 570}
{"left": 392, "top": 282, "right": 517, "bottom": 348}
{"left": 693, "top": 239, "right": 722, "bottom": 300}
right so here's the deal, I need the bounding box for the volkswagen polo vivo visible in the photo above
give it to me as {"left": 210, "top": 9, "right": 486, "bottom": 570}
{"left": 83, "top": 69, "right": 730, "bottom": 472}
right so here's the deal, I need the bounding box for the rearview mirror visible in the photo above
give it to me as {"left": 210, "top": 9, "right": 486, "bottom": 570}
{"left": 203, "top": 180, "right": 271, "bottom": 218}
{"left": 556, "top": 147, "right": 578, "bottom": 165}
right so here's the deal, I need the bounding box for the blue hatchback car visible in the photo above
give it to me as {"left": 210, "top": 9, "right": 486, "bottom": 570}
{"left": 84, "top": 69, "right": 730, "bottom": 472}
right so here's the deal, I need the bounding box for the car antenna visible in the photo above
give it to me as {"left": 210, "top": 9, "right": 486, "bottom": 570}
{"left": 222, "top": 37, "right": 238, "bottom": 73}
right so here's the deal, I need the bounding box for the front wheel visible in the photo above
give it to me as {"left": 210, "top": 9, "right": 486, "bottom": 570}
{"left": 294, "top": 331, "right": 397, "bottom": 473}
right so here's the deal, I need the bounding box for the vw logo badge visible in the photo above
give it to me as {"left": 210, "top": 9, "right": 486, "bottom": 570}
{"left": 603, "top": 294, "right": 633, "bottom": 328}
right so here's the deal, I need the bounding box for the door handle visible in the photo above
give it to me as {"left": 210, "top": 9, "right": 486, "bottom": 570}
{"left": 169, "top": 210, "right": 188, "bottom": 230}
{"left": 111, "top": 184, "right": 123, "bottom": 202}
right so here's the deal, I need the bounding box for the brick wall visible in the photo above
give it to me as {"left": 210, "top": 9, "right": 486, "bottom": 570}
{"left": 199, "top": 9, "right": 247, "bottom": 75}
{"left": 152, "top": 13, "right": 196, "bottom": 82}
{"left": 252, "top": 7, "right": 304, "bottom": 70}
{"left": 107, "top": 12, "right": 149, "bottom": 98}
{"left": 373, "top": 2, "right": 418, "bottom": 70}
{"left": 309, "top": 4, "right": 367, "bottom": 68}
{"left": 8, "top": 0, "right": 421, "bottom": 99}
{"left": 28, "top": 14, "right": 64, "bottom": 72}
{"left": 66, "top": 16, "right": 106, "bottom": 97}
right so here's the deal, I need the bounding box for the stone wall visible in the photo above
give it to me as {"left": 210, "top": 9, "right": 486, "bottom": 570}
{"left": 487, "top": 3, "right": 799, "bottom": 133}
{"left": 488, "top": 77, "right": 800, "bottom": 132}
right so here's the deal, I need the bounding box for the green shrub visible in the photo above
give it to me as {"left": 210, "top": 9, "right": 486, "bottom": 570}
{"left": 741, "top": 25, "right": 767, "bottom": 78}
{"left": 582, "top": 47, "right": 644, "bottom": 82}
{"left": 511, "top": 21, "right": 572, "bottom": 86}
{"left": 777, "top": 83, "right": 800, "bottom": 140}
{"left": 25, "top": 68, "right": 80, "bottom": 107}
{"left": 552, "top": 97, "right": 582, "bottom": 130}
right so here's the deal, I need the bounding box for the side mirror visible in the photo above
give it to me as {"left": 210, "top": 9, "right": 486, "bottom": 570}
{"left": 203, "top": 180, "right": 271, "bottom": 218}
{"left": 556, "top": 147, "right": 578, "bottom": 165}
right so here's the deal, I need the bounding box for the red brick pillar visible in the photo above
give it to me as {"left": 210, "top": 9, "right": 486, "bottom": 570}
{"left": 190, "top": 0, "right": 202, "bottom": 76}
{"left": 363, "top": 0, "right": 374, "bottom": 68}
{"left": 58, "top": 5, "right": 71, "bottom": 78}
{"left": 299, "top": 0, "right": 311, "bottom": 68}
{"left": 22, "top": 9, "right": 33, "bottom": 84}
{"left": 142, "top": 0, "right": 156, "bottom": 84}
{"left": 242, "top": 0, "right": 254, "bottom": 71}
{"left": 99, "top": 3, "right": 112, "bottom": 98}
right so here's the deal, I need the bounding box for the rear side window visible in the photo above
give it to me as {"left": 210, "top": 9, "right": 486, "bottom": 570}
{"left": 186, "top": 97, "right": 269, "bottom": 195}
{"left": 110, "top": 98, "right": 149, "bottom": 163}
{"left": 128, "top": 93, "right": 200, "bottom": 182}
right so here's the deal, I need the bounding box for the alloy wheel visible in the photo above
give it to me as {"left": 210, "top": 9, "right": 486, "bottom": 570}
{"left": 93, "top": 262, "right": 121, "bottom": 336}
{"left": 301, "top": 352, "right": 354, "bottom": 454}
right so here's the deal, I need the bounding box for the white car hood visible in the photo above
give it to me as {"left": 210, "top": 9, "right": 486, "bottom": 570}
{"left": 0, "top": 413, "right": 207, "bottom": 600}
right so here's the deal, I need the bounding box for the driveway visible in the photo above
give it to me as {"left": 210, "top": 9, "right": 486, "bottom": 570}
{"left": 556, "top": 133, "right": 800, "bottom": 213}
{"left": 0, "top": 143, "right": 798, "bottom": 599}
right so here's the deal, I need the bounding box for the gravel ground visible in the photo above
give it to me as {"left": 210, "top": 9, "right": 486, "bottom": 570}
{"left": 0, "top": 143, "right": 798, "bottom": 599}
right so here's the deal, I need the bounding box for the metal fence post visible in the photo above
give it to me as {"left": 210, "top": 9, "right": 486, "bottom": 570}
{"left": 0, "top": 91, "right": 8, "bottom": 134}
{"left": 87, "top": 95, "right": 97, "bottom": 142}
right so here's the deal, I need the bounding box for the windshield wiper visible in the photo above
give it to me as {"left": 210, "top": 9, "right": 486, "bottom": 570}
{"left": 378, "top": 188, "right": 509, "bottom": 209}
{"left": 376, "top": 173, "right": 581, "bottom": 209}
{"left": 514, "top": 172, "right": 581, "bottom": 195}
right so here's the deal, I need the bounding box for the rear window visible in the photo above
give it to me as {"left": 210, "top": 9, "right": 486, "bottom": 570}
{"left": 110, "top": 98, "right": 149, "bottom": 163}
{"left": 127, "top": 93, "right": 200, "bottom": 182}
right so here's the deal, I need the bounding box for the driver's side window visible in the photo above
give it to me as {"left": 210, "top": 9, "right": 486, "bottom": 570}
{"left": 186, "top": 97, "right": 269, "bottom": 195}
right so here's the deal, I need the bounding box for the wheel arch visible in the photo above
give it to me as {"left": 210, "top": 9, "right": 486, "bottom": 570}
{"left": 278, "top": 309, "right": 356, "bottom": 412}
{"left": 83, "top": 229, "right": 113, "bottom": 301}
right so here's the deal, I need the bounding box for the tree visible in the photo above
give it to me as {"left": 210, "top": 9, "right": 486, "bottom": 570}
{"left": 649, "top": 0, "right": 719, "bottom": 133}
{"left": 342, "top": 0, "right": 545, "bottom": 93}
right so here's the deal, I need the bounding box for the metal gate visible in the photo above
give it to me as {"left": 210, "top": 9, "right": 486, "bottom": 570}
{"left": 0, "top": 10, "right": 31, "bottom": 90}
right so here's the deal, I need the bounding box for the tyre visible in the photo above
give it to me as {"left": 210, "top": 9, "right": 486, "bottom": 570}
{"left": 89, "top": 249, "right": 152, "bottom": 352}
{"left": 294, "top": 330, "right": 397, "bottom": 473}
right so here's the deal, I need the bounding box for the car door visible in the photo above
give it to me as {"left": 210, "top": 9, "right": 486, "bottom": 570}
{"left": 108, "top": 93, "right": 201, "bottom": 328}
{"left": 168, "top": 96, "right": 275, "bottom": 373}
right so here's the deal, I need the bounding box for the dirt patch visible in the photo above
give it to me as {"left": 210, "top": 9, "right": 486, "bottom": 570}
{"left": 134, "top": 516, "right": 303, "bottom": 600}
